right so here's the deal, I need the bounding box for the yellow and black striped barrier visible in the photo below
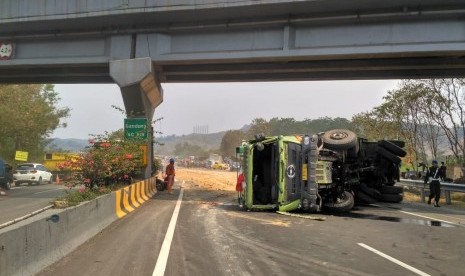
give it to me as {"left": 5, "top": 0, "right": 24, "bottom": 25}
{"left": 115, "top": 177, "right": 156, "bottom": 218}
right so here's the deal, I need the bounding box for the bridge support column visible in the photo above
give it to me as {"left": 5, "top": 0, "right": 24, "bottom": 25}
{"left": 110, "top": 58, "right": 163, "bottom": 179}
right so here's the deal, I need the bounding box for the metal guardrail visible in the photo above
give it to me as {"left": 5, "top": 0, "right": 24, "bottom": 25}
{"left": 398, "top": 178, "right": 465, "bottom": 205}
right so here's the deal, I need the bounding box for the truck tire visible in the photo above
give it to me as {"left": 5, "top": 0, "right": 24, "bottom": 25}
{"left": 323, "top": 191, "right": 355, "bottom": 212}
{"left": 380, "top": 185, "right": 403, "bottom": 195}
{"left": 377, "top": 146, "right": 401, "bottom": 165}
{"left": 359, "top": 183, "right": 381, "bottom": 200}
{"left": 379, "top": 193, "right": 403, "bottom": 203}
{"left": 355, "top": 191, "right": 378, "bottom": 204}
{"left": 322, "top": 129, "right": 358, "bottom": 151}
{"left": 378, "top": 140, "right": 407, "bottom": 157}
{"left": 388, "top": 140, "right": 406, "bottom": 148}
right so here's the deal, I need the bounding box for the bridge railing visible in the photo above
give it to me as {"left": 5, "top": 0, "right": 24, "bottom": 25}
{"left": 398, "top": 179, "right": 465, "bottom": 205}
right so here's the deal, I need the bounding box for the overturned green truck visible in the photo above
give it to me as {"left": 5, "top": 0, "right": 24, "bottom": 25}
{"left": 236, "top": 129, "right": 406, "bottom": 213}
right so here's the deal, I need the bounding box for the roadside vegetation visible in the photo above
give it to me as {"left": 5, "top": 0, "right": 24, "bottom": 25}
{"left": 403, "top": 190, "right": 465, "bottom": 209}
{"left": 0, "top": 84, "right": 70, "bottom": 164}
{"left": 54, "top": 131, "right": 151, "bottom": 207}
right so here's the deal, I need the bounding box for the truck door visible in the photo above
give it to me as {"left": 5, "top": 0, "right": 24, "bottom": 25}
{"left": 285, "top": 142, "right": 301, "bottom": 202}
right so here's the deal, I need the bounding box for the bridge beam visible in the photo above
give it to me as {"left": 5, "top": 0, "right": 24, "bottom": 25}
{"left": 109, "top": 57, "right": 163, "bottom": 178}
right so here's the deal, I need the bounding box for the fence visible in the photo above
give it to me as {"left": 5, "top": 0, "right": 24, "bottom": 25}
{"left": 398, "top": 179, "right": 465, "bottom": 204}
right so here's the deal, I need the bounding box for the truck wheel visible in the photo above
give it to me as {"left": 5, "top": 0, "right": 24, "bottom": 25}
{"left": 355, "top": 191, "right": 378, "bottom": 204}
{"left": 323, "top": 191, "right": 354, "bottom": 212}
{"left": 388, "top": 140, "right": 406, "bottom": 148}
{"left": 359, "top": 183, "right": 381, "bottom": 200}
{"left": 378, "top": 140, "right": 407, "bottom": 157}
{"left": 377, "top": 146, "right": 401, "bottom": 164}
{"left": 15, "top": 182, "right": 20, "bottom": 187}
{"left": 380, "top": 185, "right": 403, "bottom": 195}
{"left": 49, "top": 176, "right": 53, "bottom": 184}
{"left": 322, "top": 129, "right": 358, "bottom": 151}
{"left": 379, "top": 193, "right": 403, "bottom": 203}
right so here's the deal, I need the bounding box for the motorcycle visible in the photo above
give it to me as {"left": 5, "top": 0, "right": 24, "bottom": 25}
{"left": 156, "top": 176, "right": 168, "bottom": 191}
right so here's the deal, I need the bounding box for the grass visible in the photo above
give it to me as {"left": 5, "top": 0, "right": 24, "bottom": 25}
{"left": 54, "top": 185, "right": 118, "bottom": 207}
{"left": 403, "top": 187, "right": 465, "bottom": 209}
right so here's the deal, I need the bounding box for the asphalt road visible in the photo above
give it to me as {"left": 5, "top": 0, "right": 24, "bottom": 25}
{"left": 0, "top": 183, "right": 67, "bottom": 225}
{"left": 38, "top": 182, "right": 465, "bottom": 276}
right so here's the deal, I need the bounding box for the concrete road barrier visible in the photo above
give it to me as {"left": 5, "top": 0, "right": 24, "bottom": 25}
{"left": 0, "top": 177, "right": 156, "bottom": 276}
{"left": 115, "top": 178, "right": 156, "bottom": 218}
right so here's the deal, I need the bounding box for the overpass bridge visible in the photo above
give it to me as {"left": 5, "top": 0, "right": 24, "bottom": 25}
{"left": 1, "top": 0, "right": 465, "bottom": 84}
{"left": 1, "top": 0, "right": 465, "bottom": 175}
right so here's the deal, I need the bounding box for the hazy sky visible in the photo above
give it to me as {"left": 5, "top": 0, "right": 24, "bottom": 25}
{"left": 52, "top": 80, "right": 399, "bottom": 139}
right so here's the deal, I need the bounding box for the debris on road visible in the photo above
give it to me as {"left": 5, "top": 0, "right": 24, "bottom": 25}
{"left": 277, "top": 211, "right": 327, "bottom": 221}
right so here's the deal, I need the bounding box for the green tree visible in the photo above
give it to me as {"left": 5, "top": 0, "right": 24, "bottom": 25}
{"left": 247, "top": 118, "right": 271, "bottom": 139}
{"left": 303, "top": 117, "right": 354, "bottom": 133}
{"left": 0, "top": 84, "right": 70, "bottom": 163}
{"left": 269, "top": 117, "right": 301, "bottom": 135}
{"left": 220, "top": 130, "right": 245, "bottom": 159}
{"left": 420, "top": 79, "right": 465, "bottom": 165}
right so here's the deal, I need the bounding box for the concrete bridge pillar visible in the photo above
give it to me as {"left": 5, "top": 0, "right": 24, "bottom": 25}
{"left": 110, "top": 58, "right": 163, "bottom": 179}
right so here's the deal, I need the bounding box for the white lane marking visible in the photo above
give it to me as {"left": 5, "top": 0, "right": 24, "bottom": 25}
{"left": 33, "top": 188, "right": 66, "bottom": 195}
{"left": 358, "top": 243, "right": 431, "bottom": 276}
{"left": 399, "top": 210, "right": 461, "bottom": 226}
{"left": 9, "top": 186, "right": 25, "bottom": 190}
{"left": 153, "top": 188, "right": 184, "bottom": 276}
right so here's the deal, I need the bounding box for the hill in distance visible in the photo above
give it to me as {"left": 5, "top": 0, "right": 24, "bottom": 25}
{"left": 46, "top": 138, "right": 90, "bottom": 152}
{"left": 47, "top": 130, "right": 229, "bottom": 154}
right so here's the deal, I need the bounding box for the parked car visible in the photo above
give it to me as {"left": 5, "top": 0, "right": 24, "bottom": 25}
{"left": 13, "top": 163, "right": 53, "bottom": 186}
{"left": 211, "top": 162, "right": 229, "bottom": 170}
{"left": 0, "top": 160, "right": 13, "bottom": 190}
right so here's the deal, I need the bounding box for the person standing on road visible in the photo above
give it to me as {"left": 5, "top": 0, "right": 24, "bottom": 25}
{"left": 440, "top": 161, "right": 447, "bottom": 181}
{"left": 425, "top": 160, "right": 441, "bottom": 207}
{"left": 236, "top": 170, "right": 245, "bottom": 207}
{"left": 165, "top": 158, "right": 176, "bottom": 194}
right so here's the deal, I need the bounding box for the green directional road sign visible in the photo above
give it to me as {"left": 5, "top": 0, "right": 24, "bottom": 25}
{"left": 124, "top": 118, "right": 148, "bottom": 140}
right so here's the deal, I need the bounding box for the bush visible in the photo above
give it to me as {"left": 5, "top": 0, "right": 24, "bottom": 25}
{"left": 56, "top": 185, "right": 113, "bottom": 207}
{"left": 61, "top": 132, "right": 145, "bottom": 188}
{"left": 454, "top": 176, "right": 465, "bottom": 184}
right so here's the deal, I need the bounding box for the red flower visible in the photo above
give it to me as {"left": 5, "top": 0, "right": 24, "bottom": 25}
{"left": 84, "top": 178, "right": 91, "bottom": 184}
{"left": 125, "top": 154, "right": 133, "bottom": 159}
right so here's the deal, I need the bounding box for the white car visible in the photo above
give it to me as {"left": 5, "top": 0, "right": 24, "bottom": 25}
{"left": 13, "top": 163, "right": 53, "bottom": 186}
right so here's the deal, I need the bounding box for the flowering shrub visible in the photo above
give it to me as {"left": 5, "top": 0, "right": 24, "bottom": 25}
{"left": 61, "top": 132, "right": 145, "bottom": 188}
